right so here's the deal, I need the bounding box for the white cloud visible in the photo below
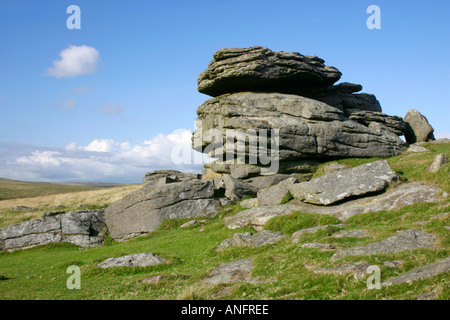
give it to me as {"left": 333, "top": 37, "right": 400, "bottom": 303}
{"left": 0, "top": 130, "right": 213, "bottom": 183}
{"left": 58, "top": 98, "right": 77, "bottom": 109}
{"left": 98, "top": 103, "right": 124, "bottom": 115}
{"left": 47, "top": 45, "right": 101, "bottom": 78}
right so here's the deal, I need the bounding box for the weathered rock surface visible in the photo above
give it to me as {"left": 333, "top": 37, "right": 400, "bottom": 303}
{"left": 97, "top": 253, "right": 166, "bottom": 268}
{"left": 406, "top": 145, "right": 430, "bottom": 153}
{"left": 0, "top": 210, "right": 107, "bottom": 252}
{"left": 240, "top": 198, "right": 259, "bottom": 209}
{"left": 243, "top": 173, "right": 303, "bottom": 190}
{"left": 222, "top": 175, "right": 257, "bottom": 202}
{"left": 257, "top": 177, "right": 298, "bottom": 206}
{"left": 104, "top": 180, "right": 220, "bottom": 241}
{"left": 331, "top": 229, "right": 436, "bottom": 262}
{"left": 382, "top": 256, "right": 450, "bottom": 286}
{"left": 313, "top": 261, "right": 372, "bottom": 279}
{"left": 143, "top": 170, "right": 201, "bottom": 186}
{"left": 225, "top": 204, "right": 299, "bottom": 231}
{"left": 204, "top": 258, "right": 256, "bottom": 284}
{"left": 292, "top": 224, "right": 346, "bottom": 243}
{"left": 426, "top": 153, "right": 448, "bottom": 173}
{"left": 288, "top": 160, "right": 398, "bottom": 205}
{"left": 403, "top": 109, "right": 435, "bottom": 143}
{"left": 198, "top": 46, "right": 342, "bottom": 97}
{"left": 346, "top": 110, "right": 406, "bottom": 137}
{"left": 193, "top": 92, "right": 406, "bottom": 162}
{"left": 225, "top": 182, "right": 444, "bottom": 229}
{"left": 217, "top": 230, "right": 287, "bottom": 251}
{"left": 323, "top": 163, "right": 348, "bottom": 174}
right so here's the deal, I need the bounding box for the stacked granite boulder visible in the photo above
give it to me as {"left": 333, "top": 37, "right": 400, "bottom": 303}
{"left": 193, "top": 46, "right": 408, "bottom": 185}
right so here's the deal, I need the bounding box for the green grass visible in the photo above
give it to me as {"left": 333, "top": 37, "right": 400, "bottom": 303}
{"left": 0, "top": 142, "right": 448, "bottom": 300}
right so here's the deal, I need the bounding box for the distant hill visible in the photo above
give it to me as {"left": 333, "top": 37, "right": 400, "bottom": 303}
{"left": 0, "top": 178, "right": 131, "bottom": 200}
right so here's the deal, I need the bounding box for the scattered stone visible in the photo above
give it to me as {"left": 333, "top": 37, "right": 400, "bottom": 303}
{"left": 444, "top": 226, "right": 450, "bottom": 231}
{"left": 243, "top": 174, "right": 301, "bottom": 190}
{"left": 426, "top": 153, "right": 448, "bottom": 173}
{"left": 0, "top": 210, "right": 107, "bottom": 252}
{"left": 313, "top": 261, "right": 372, "bottom": 279}
{"left": 406, "top": 145, "right": 430, "bottom": 153}
{"left": 217, "top": 230, "right": 287, "bottom": 251}
{"left": 288, "top": 160, "right": 398, "bottom": 205}
{"left": 104, "top": 180, "right": 220, "bottom": 241}
{"left": 197, "top": 46, "right": 342, "bottom": 97}
{"left": 323, "top": 163, "right": 348, "bottom": 174}
{"left": 403, "top": 109, "right": 435, "bottom": 143}
{"left": 204, "top": 258, "right": 256, "bottom": 285}
{"left": 292, "top": 224, "right": 346, "bottom": 243}
{"left": 97, "top": 253, "right": 167, "bottom": 268}
{"left": 142, "top": 275, "right": 167, "bottom": 284}
{"left": 382, "top": 256, "right": 450, "bottom": 286}
{"left": 332, "top": 229, "right": 371, "bottom": 238}
{"left": 180, "top": 220, "right": 200, "bottom": 228}
{"left": 331, "top": 229, "right": 436, "bottom": 262}
{"left": 383, "top": 260, "right": 405, "bottom": 269}
{"left": 301, "top": 243, "right": 335, "bottom": 251}
{"left": 240, "top": 198, "right": 259, "bottom": 209}
{"left": 77, "top": 204, "right": 90, "bottom": 209}
{"left": 11, "top": 206, "right": 37, "bottom": 212}
{"left": 257, "top": 177, "right": 298, "bottom": 206}
{"left": 225, "top": 204, "right": 299, "bottom": 231}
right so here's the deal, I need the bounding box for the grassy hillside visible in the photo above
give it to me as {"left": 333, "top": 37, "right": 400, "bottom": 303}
{"left": 0, "top": 177, "right": 130, "bottom": 201}
{"left": 0, "top": 142, "right": 448, "bottom": 300}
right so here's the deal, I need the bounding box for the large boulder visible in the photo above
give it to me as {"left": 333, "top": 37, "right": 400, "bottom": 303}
{"left": 192, "top": 92, "right": 406, "bottom": 162}
{"left": 288, "top": 160, "right": 398, "bottom": 205}
{"left": 104, "top": 180, "right": 220, "bottom": 241}
{"left": 0, "top": 210, "right": 107, "bottom": 252}
{"left": 197, "top": 46, "right": 341, "bottom": 97}
{"left": 403, "top": 109, "right": 435, "bottom": 143}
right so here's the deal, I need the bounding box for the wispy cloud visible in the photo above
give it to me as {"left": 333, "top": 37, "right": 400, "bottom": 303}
{"left": 47, "top": 45, "right": 101, "bottom": 78}
{"left": 435, "top": 132, "right": 450, "bottom": 139}
{"left": 0, "top": 130, "right": 212, "bottom": 183}
{"left": 72, "top": 85, "right": 93, "bottom": 94}
{"left": 58, "top": 98, "right": 77, "bottom": 109}
{"left": 98, "top": 103, "right": 124, "bottom": 115}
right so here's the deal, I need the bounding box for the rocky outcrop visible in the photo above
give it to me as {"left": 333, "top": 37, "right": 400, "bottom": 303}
{"left": 403, "top": 109, "right": 435, "bottom": 143}
{"left": 0, "top": 210, "right": 107, "bottom": 252}
{"left": 143, "top": 170, "right": 201, "bottom": 186}
{"left": 193, "top": 92, "right": 406, "bottom": 162}
{"left": 331, "top": 229, "right": 436, "bottom": 262}
{"left": 104, "top": 179, "right": 221, "bottom": 241}
{"left": 257, "top": 177, "right": 298, "bottom": 206}
{"left": 288, "top": 160, "right": 398, "bottom": 205}
{"left": 197, "top": 46, "right": 342, "bottom": 97}
{"left": 97, "top": 253, "right": 167, "bottom": 268}
{"left": 225, "top": 182, "right": 445, "bottom": 229}
{"left": 292, "top": 224, "right": 346, "bottom": 243}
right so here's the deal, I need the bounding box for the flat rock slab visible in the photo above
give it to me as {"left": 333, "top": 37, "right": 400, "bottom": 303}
{"left": 292, "top": 224, "right": 346, "bottom": 243}
{"left": 288, "top": 160, "right": 398, "bottom": 205}
{"left": 426, "top": 153, "right": 448, "bottom": 173}
{"left": 217, "top": 230, "right": 287, "bottom": 251}
{"left": 204, "top": 258, "right": 256, "bottom": 285}
{"left": 331, "top": 229, "right": 436, "bottom": 262}
{"left": 97, "top": 253, "right": 167, "bottom": 268}
{"left": 382, "top": 256, "right": 450, "bottom": 286}
{"left": 313, "top": 261, "right": 372, "bottom": 279}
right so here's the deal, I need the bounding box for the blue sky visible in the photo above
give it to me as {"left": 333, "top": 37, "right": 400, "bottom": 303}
{"left": 0, "top": 0, "right": 449, "bottom": 183}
